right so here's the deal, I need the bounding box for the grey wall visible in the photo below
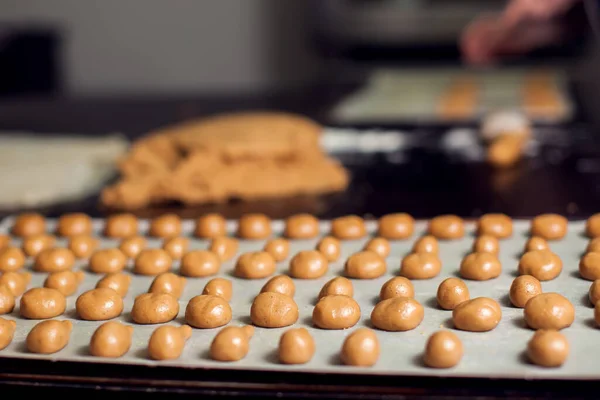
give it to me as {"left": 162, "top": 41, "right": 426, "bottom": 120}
{"left": 0, "top": 0, "right": 321, "bottom": 95}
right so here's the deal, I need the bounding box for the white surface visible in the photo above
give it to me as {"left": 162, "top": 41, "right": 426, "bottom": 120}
{"left": 0, "top": 134, "right": 128, "bottom": 208}
{"left": 0, "top": 218, "right": 596, "bottom": 380}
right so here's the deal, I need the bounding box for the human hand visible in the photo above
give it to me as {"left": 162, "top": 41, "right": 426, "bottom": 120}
{"left": 461, "top": 0, "right": 581, "bottom": 65}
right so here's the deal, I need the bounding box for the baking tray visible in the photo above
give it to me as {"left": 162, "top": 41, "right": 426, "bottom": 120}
{"left": 0, "top": 217, "right": 596, "bottom": 381}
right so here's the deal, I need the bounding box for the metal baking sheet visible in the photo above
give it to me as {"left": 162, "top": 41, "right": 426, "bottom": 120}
{"left": 0, "top": 217, "right": 596, "bottom": 380}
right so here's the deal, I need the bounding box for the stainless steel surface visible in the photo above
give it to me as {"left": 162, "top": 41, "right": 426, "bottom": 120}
{"left": 0, "top": 217, "right": 595, "bottom": 380}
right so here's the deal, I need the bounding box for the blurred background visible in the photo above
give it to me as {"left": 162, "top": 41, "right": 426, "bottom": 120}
{"left": 1, "top": 0, "right": 600, "bottom": 219}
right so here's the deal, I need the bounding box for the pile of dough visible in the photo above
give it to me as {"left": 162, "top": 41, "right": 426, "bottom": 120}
{"left": 101, "top": 112, "right": 349, "bottom": 209}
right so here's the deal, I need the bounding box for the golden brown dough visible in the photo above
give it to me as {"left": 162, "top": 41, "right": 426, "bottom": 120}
{"left": 148, "top": 325, "right": 192, "bottom": 360}
{"left": 250, "top": 292, "right": 298, "bottom": 328}
{"left": 89, "top": 321, "right": 133, "bottom": 358}
{"left": 284, "top": 214, "right": 320, "bottom": 239}
{"left": 279, "top": 328, "right": 315, "bottom": 364}
{"left": 340, "top": 328, "right": 380, "bottom": 367}
{"left": 26, "top": 320, "right": 71, "bottom": 354}
{"left": 0, "top": 318, "right": 16, "bottom": 350}
{"left": 0, "top": 247, "right": 26, "bottom": 272}
{"left": 330, "top": 216, "right": 366, "bottom": 240}
{"left": 371, "top": 297, "right": 424, "bottom": 331}
{"left": 377, "top": 213, "right": 414, "bottom": 240}
{"left": 210, "top": 325, "right": 254, "bottom": 362}
{"left": 261, "top": 275, "right": 295, "bottom": 298}
{"left": 12, "top": 213, "right": 46, "bottom": 237}
{"left": 424, "top": 331, "right": 463, "bottom": 368}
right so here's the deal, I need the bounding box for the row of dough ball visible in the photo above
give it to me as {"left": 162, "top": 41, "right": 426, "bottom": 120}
{"left": 0, "top": 268, "right": 585, "bottom": 341}
{"left": 0, "top": 316, "right": 567, "bottom": 369}
{"left": 0, "top": 231, "right": 590, "bottom": 287}
{"left": 9, "top": 211, "right": 600, "bottom": 241}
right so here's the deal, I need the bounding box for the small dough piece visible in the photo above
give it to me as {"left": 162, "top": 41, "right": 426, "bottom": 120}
{"left": 459, "top": 252, "right": 502, "bottom": 281}
{"left": 312, "top": 295, "right": 361, "bottom": 330}
{"left": 149, "top": 272, "right": 187, "bottom": 299}
{"left": 579, "top": 252, "right": 600, "bottom": 281}
{"left": 437, "top": 278, "right": 470, "bottom": 310}
{"left": 34, "top": 248, "right": 75, "bottom": 272}
{"left": 96, "top": 272, "right": 131, "bottom": 297}
{"left": 12, "top": 213, "right": 46, "bottom": 237}
{"left": 330, "top": 216, "right": 367, "bottom": 240}
{"left": 162, "top": 237, "right": 189, "bottom": 260}
{"left": 530, "top": 214, "right": 567, "bottom": 240}
{"left": 209, "top": 236, "right": 239, "bottom": 262}
{"left": 315, "top": 236, "right": 341, "bottom": 262}
{"left": 0, "top": 285, "right": 15, "bottom": 314}
{"left": 44, "top": 270, "right": 85, "bottom": 296}
{"left": 377, "top": 213, "right": 415, "bottom": 240}
{"left": 89, "top": 248, "right": 128, "bottom": 274}
{"left": 234, "top": 251, "right": 276, "bottom": 279}
{"left": 0, "top": 247, "right": 26, "bottom": 272}
{"left": 525, "top": 237, "right": 549, "bottom": 252}
{"left": 518, "top": 250, "right": 562, "bottom": 281}
{"left": 340, "top": 328, "right": 379, "bottom": 367}
{"left": 284, "top": 214, "right": 319, "bottom": 239}
{"left": 250, "top": 292, "right": 299, "bottom": 328}
{"left": 0, "top": 271, "right": 31, "bottom": 296}
{"left": 22, "top": 235, "right": 55, "bottom": 258}
{"left": 68, "top": 235, "right": 100, "bottom": 259}
{"left": 57, "top": 213, "right": 92, "bottom": 237}
{"left": 472, "top": 235, "right": 499, "bottom": 255}
{"left": 524, "top": 293, "right": 574, "bottom": 330}
{"left": 76, "top": 288, "right": 124, "bottom": 321}
{"left": 26, "top": 320, "right": 72, "bottom": 354}
{"left": 202, "top": 278, "right": 233, "bottom": 301}
{"left": 0, "top": 236, "right": 7, "bottom": 250}
{"left": 237, "top": 213, "right": 272, "bottom": 240}
{"left": 148, "top": 325, "right": 192, "bottom": 360}
{"left": 345, "top": 251, "right": 386, "bottom": 279}
{"left": 263, "top": 238, "right": 290, "bottom": 262}
{"left": 131, "top": 293, "right": 179, "bottom": 324}
{"left": 149, "top": 214, "right": 182, "bottom": 238}
{"left": 427, "top": 215, "right": 464, "bottom": 240}
{"left": 452, "top": 297, "right": 502, "bottom": 332}
{"left": 0, "top": 318, "right": 16, "bottom": 350}
{"left": 586, "top": 213, "right": 600, "bottom": 238}
{"left": 371, "top": 297, "right": 424, "bottom": 331}
{"left": 319, "top": 277, "right": 353, "bottom": 299}
{"left": 363, "top": 237, "right": 391, "bottom": 258}
{"left": 380, "top": 277, "right": 414, "bottom": 301}
{"left": 587, "top": 238, "right": 600, "bottom": 253}
{"left": 210, "top": 325, "right": 254, "bottom": 362}
{"left": 487, "top": 134, "right": 527, "bottom": 168}
{"left": 20, "top": 288, "right": 66, "bottom": 319}
{"left": 104, "top": 213, "right": 138, "bottom": 238}
{"left": 261, "top": 275, "right": 295, "bottom": 298}
{"left": 424, "top": 331, "right": 463, "bottom": 369}
{"left": 134, "top": 249, "right": 173, "bottom": 276}
{"left": 279, "top": 327, "right": 315, "bottom": 364}
{"left": 185, "top": 294, "right": 232, "bottom": 328}
{"left": 400, "top": 253, "right": 442, "bottom": 279}
{"left": 412, "top": 236, "right": 439, "bottom": 255}
{"left": 527, "top": 329, "right": 569, "bottom": 367}
{"left": 476, "top": 213, "right": 513, "bottom": 239}
{"left": 289, "top": 250, "right": 328, "bottom": 279}
{"left": 181, "top": 250, "right": 221, "bottom": 277}
{"left": 89, "top": 321, "right": 134, "bottom": 358}
{"left": 589, "top": 280, "right": 600, "bottom": 306}
{"left": 119, "top": 236, "right": 147, "bottom": 259}
{"left": 509, "top": 275, "right": 542, "bottom": 308}
{"left": 194, "top": 213, "right": 227, "bottom": 239}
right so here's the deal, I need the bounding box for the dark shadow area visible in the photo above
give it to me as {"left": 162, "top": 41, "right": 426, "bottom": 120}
{"left": 500, "top": 293, "right": 513, "bottom": 308}
{"left": 134, "top": 347, "right": 149, "bottom": 360}
{"left": 263, "top": 348, "right": 280, "bottom": 364}
{"left": 75, "top": 345, "right": 89, "bottom": 356}
{"left": 411, "top": 353, "right": 426, "bottom": 368}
